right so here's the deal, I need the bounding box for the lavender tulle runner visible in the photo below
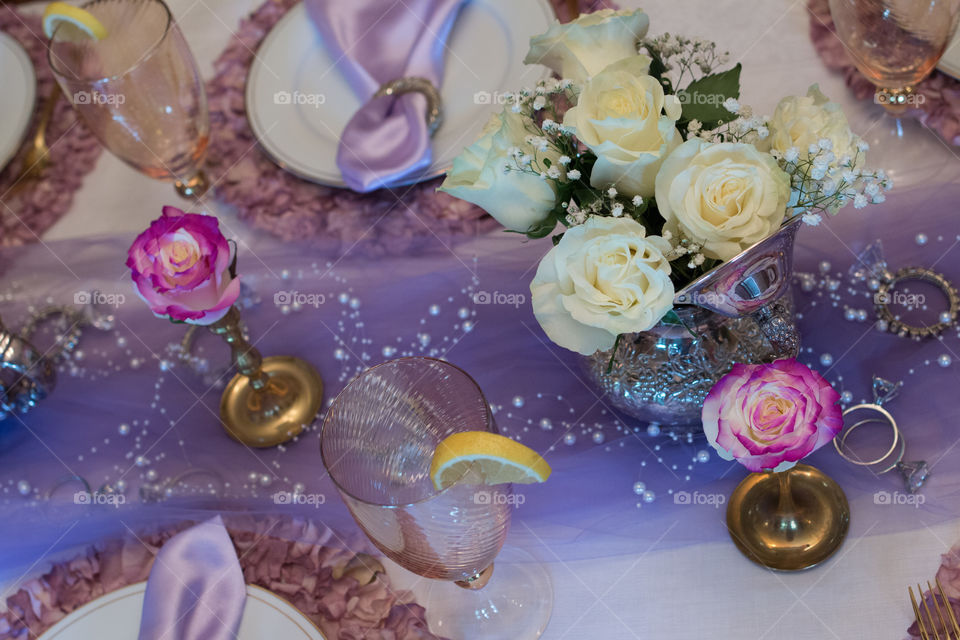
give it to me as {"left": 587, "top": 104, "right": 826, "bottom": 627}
{"left": 0, "top": 516, "right": 444, "bottom": 640}
{"left": 808, "top": 0, "right": 960, "bottom": 145}
{"left": 0, "top": 6, "right": 103, "bottom": 247}
{"left": 203, "top": 0, "right": 612, "bottom": 253}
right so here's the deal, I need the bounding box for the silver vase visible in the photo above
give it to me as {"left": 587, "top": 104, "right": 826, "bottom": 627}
{"left": 582, "top": 217, "right": 803, "bottom": 428}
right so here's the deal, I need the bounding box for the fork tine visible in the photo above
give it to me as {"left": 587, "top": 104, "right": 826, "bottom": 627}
{"left": 936, "top": 577, "right": 960, "bottom": 638}
{"left": 921, "top": 583, "right": 944, "bottom": 640}
{"left": 929, "top": 581, "right": 951, "bottom": 639}
{"left": 914, "top": 585, "right": 933, "bottom": 640}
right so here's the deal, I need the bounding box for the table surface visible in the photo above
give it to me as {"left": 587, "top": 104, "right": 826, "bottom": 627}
{"left": 5, "top": 1, "right": 960, "bottom": 639}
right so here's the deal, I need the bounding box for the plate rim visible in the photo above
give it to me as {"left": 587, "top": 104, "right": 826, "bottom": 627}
{"left": 0, "top": 31, "right": 37, "bottom": 172}
{"left": 243, "top": 0, "right": 557, "bottom": 189}
{"left": 37, "top": 581, "right": 326, "bottom": 639}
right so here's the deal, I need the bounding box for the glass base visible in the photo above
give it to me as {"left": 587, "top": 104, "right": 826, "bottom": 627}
{"left": 385, "top": 546, "right": 553, "bottom": 639}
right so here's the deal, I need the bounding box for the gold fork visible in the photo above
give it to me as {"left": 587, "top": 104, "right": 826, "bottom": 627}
{"left": 10, "top": 83, "right": 62, "bottom": 189}
{"left": 910, "top": 577, "right": 960, "bottom": 640}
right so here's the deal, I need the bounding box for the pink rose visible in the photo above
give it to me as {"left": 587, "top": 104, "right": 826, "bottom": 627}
{"left": 702, "top": 359, "right": 842, "bottom": 472}
{"left": 126, "top": 206, "right": 240, "bottom": 325}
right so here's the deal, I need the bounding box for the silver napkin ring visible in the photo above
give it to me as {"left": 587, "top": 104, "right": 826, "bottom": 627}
{"left": 374, "top": 76, "right": 442, "bottom": 136}
{"left": 875, "top": 266, "right": 959, "bottom": 339}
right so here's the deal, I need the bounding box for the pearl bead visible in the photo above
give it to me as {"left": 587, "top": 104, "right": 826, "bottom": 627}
{"left": 512, "top": 395, "right": 524, "bottom": 408}
{"left": 563, "top": 433, "right": 576, "bottom": 445}
{"left": 695, "top": 450, "right": 710, "bottom": 463}
{"left": 916, "top": 233, "right": 929, "bottom": 246}
{"left": 801, "top": 279, "right": 815, "bottom": 292}
{"left": 844, "top": 308, "right": 857, "bottom": 321}
{"left": 939, "top": 354, "right": 952, "bottom": 368}
{"left": 632, "top": 481, "right": 646, "bottom": 495}
{"left": 642, "top": 490, "right": 656, "bottom": 503}
{"left": 118, "top": 423, "right": 130, "bottom": 436}
{"left": 820, "top": 353, "right": 834, "bottom": 366}
{"left": 333, "top": 348, "right": 346, "bottom": 360}
{"left": 338, "top": 293, "right": 349, "bottom": 304}
{"left": 841, "top": 390, "right": 853, "bottom": 403}
{"left": 592, "top": 432, "right": 605, "bottom": 444}
{"left": 539, "top": 418, "right": 553, "bottom": 431}
{"left": 382, "top": 345, "right": 397, "bottom": 358}
{"left": 145, "top": 469, "right": 158, "bottom": 481}
{"left": 259, "top": 474, "right": 272, "bottom": 487}
{"left": 349, "top": 297, "right": 361, "bottom": 310}
{"left": 135, "top": 456, "right": 147, "bottom": 467}
{"left": 17, "top": 480, "right": 30, "bottom": 496}
{"left": 876, "top": 320, "right": 889, "bottom": 332}
{"left": 940, "top": 311, "right": 954, "bottom": 325}
{"left": 462, "top": 320, "right": 475, "bottom": 332}
{"left": 868, "top": 279, "right": 880, "bottom": 291}
{"left": 280, "top": 269, "right": 291, "bottom": 280}
{"left": 292, "top": 482, "right": 305, "bottom": 494}
{"left": 646, "top": 424, "right": 661, "bottom": 436}
{"left": 856, "top": 309, "right": 868, "bottom": 322}
{"left": 457, "top": 307, "right": 470, "bottom": 319}
{"left": 248, "top": 472, "right": 259, "bottom": 483}
{"left": 116, "top": 336, "right": 127, "bottom": 347}
{"left": 819, "top": 261, "right": 831, "bottom": 273}
{"left": 115, "top": 479, "right": 127, "bottom": 493}
{"left": 428, "top": 304, "right": 441, "bottom": 316}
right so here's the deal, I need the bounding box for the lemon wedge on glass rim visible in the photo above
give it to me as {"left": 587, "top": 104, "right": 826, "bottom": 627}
{"left": 430, "top": 431, "right": 552, "bottom": 491}
{"left": 42, "top": 2, "right": 107, "bottom": 40}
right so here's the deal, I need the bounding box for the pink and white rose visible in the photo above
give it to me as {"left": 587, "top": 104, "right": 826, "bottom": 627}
{"left": 702, "top": 359, "right": 842, "bottom": 473}
{"left": 126, "top": 206, "right": 240, "bottom": 325}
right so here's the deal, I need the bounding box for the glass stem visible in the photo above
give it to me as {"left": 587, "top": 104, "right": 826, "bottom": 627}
{"left": 455, "top": 563, "right": 494, "bottom": 590}
{"left": 207, "top": 306, "right": 268, "bottom": 391}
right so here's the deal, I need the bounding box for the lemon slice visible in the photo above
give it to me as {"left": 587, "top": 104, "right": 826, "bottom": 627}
{"left": 430, "top": 431, "right": 552, "bottom": 491}
{"left": 43, "top": 2, "right": 108, "bottom": 40}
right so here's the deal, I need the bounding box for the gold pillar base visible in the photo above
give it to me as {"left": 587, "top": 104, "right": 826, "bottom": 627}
{"left": 726, "top": 464, "right": 850, "bottom": 571}
{"left": 219, "top": 355, "right": 323, "bottom": 448}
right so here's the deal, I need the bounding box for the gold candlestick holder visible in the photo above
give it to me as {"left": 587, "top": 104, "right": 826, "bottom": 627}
{"left": 207, "top": 306, "right": 323, "bottom": 447}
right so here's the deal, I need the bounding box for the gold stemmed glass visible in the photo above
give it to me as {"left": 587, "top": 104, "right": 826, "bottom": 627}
{"left": 321, "top": 358, "right": 553, "bottom": 638}
{"left": 48, "top": 0, "right": 210, "bottom": 198}
{"left": 829, "top": 0, "right": 960, "bottom": 111}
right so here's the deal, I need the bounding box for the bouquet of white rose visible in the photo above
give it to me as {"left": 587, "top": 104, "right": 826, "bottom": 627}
{"left": 439, "top": 9, "right": 889, "bottom": 356}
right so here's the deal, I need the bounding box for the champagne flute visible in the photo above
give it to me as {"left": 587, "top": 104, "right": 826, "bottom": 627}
{"left": 48, "top": 0, "right": 210, "bottom": 198}
{"left": 829, "top": 0, "right": 960, "bottom": 110}
{"left": 321, "top": 358, "right": 553, "bottom": 638}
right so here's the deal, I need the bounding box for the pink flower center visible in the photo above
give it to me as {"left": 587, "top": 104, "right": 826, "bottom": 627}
{"left": 158, "top": 231, "right": 202, "bottom": 285}
{"left": 749, "top": 392, "right": 791, "bottom": 438}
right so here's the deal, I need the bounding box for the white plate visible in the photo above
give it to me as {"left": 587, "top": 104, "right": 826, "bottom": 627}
{"left": 38, "top": 582, "right": 327, "bottom": 639}
{"left": 0, "top": 32, "right": 36, "bottom": 171}
{"left": 245, "top": 0, "right": 555, "bottom": 188}
{"left": 939, "top": 29, "right": 960, "bottom": 78}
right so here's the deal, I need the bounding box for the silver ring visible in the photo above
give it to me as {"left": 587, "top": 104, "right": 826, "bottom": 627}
{"left": 875, "top": 266, "right": 959, "bottom": 338}
{"left": 373, "top": 76, "right": 442, "bottom": 136}
{"left": 835, "top": 403, "right": 902, "bottom": 470}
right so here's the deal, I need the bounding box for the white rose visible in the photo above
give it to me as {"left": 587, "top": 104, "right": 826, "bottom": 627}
{"left": 531, "top": 217, "right": 674, "bottom": 355}
{"left": 655, "top": 140, "right": 790, "bottom": 261}
{"left": 563, "top": 56, "right": 682, "bottom": 198}
{"left": 523, "top": 9, "right": 650, "bottom": 84}
{"left": 439, "top": 109, "right": 558, "bottom": 232}
{"left": 765, "top": 84, "right": 862, "bottom": 163}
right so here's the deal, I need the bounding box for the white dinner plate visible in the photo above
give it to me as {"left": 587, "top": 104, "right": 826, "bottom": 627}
{"left": 245, "top": 0, "right": 555, "bottom": 188}
{"left": 38, "top": 582, "right": 327, "bottom": 639}
{"left": 0, "top": 31, "right": 36, "bottom": 171}
{"left": 939, "top": 29, "right": 960, "bottom": 79}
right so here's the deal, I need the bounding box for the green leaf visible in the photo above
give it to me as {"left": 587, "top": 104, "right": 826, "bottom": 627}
{"left": 551, "top": 232, "right": 565, "bottom": 246}
{"left": 677, "top": 63, "right": 741, "bottom": 129}
{"left": 523, "top": 215, "right": 558, "bottom": 239}
{"left": 660, "top": 309, "right": 684, "bottom": 326}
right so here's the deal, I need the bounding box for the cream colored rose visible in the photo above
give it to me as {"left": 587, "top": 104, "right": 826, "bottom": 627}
{"left": 655, "top": 140, "right": 790, "bottom": 261}
{"left": 523, "top": 9, "right": 650, "bottom": 84}
{"left": 765, "top": 84, "right": 862, "bottom": 163}
{"left": 563, "top": 56, "right": 681, "bottom": 198}
{"left": 531, "top": 217, "right": 674, "bottom": 355}
{"left": 439, "top": 109, "right": 558, "bottom": 232}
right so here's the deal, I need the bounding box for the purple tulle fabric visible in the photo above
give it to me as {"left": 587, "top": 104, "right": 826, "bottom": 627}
{"left": 0, "top": 516, "right": 445, "bottom": 640}
{"left": 0, "top": 6, "right": 103, "bottom": 247}
{"left": 203, "top": 0, "right": 613, "bottom": 253}
{"left": 808, "top": 0, "right": 960, "bottom": 145}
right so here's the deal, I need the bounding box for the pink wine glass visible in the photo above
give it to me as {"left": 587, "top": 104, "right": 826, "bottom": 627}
{"left": 48, "top": 0, "right": 210, "bottom": 198}
{"left": 321, "top": 358, "right": 552, "bottom": 638}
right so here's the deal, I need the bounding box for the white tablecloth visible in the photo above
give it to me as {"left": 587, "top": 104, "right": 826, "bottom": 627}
{"left": 8, "top": 0, "right": 960, "bottom": 638}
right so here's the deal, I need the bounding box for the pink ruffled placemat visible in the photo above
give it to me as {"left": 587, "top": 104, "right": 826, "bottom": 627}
{"left": 204, "top": 0, "right": 612, "bottom": 254}
{"left": 0, "top": 6, "right": 103, "bottom": 247}
{"left": 0, "top": 517, "right": 445, "bottom": 640}
{"left": 808, "top": 0, "right": 960, "bottom": 145}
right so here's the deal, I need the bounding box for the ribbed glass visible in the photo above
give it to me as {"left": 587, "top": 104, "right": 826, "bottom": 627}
{"left": 321, "top": 358, "right": 511, "bottom": 582}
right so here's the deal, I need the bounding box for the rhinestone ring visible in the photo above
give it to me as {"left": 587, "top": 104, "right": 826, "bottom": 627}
{"left": 836, "top": 403, "right": 930, "bottom": 493}
{"left": 875, "top": 266, "right": 960, "bottom": 339}
{"left": 374, "top": 76, "right": 442, "bottom": 136}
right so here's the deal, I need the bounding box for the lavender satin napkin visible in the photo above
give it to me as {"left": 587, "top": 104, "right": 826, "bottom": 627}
{"left": 137, "top": 516, "right": 246, "bottom": 640}
{"left": 305, "top": 0, "right": 466, "bottom": 192}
